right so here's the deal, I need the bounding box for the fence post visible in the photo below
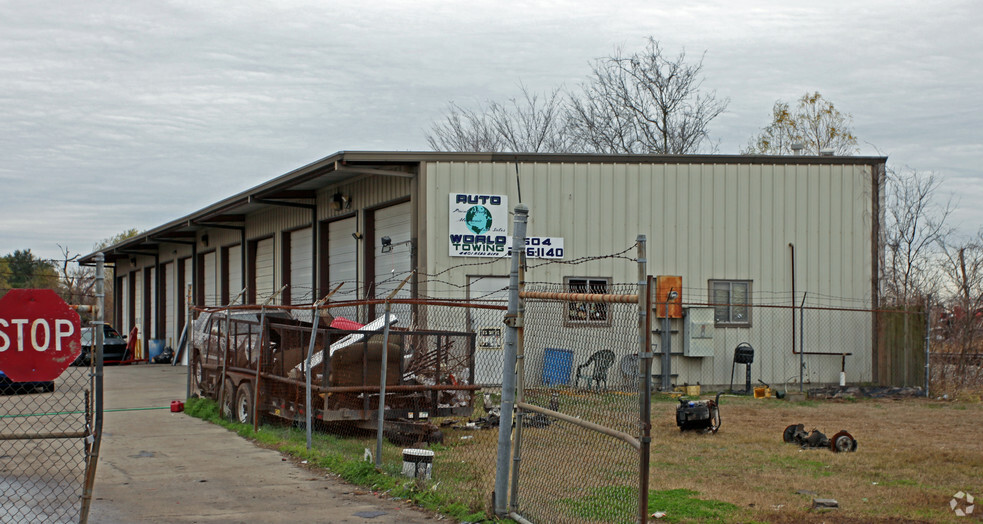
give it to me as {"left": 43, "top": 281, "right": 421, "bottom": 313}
{"left": 637, "top": 236, "right": 650, "bottom": 524}
{"left": 494, "top": 203, "right": 529, "bottom": 516}
{"left": 509, "top": 253, "right": 527, "bottom": 513}
{"left": 79, "top": 252, "right": 105, "bottom": 523}
{"left": 924, "top": 297, "right": 931, "bottom": 397}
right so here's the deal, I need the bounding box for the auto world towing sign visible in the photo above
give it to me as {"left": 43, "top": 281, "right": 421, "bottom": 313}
{"left": 0, "top": 289, "right": 81, "bottom": 382}
{"left": 448, "top": 193, "right": 564, "bottom": 259}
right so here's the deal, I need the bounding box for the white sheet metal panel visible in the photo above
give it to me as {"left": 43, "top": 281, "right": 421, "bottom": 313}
{"left": 164, "top": 262, "right": 175, "bottom": 346}
{"left": 327, "top": 217, "right": 358, "bottom": 301}
{"left": 255, "top": 237, "right": 275, "bottom": 304}
{"left": 290, "top": 228, "right": 313, "bottom": 304}
{"left": 470, "top": 276, "right": 509, "bottom": 385}
{"left": 373, "top": 202, "right": 412, "bottom": 299}
{"left": 226, "top": 245, "right": 242, "bottom": 304}
{"left": 119, "top": 273, "right": 130, "bottom": 332}
{"left": 203, "top": 251, "right": 217, "bottom": 307}
{"left": 133, "top": 269, "right": 143, "bottom": 356}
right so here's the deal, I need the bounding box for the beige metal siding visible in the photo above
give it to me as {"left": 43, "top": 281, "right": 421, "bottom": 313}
{"left": 423, "top": 160, "right": 875, "bottom": 385}
{"left": 203, "top": 251, "right": 217, "bottom": 306}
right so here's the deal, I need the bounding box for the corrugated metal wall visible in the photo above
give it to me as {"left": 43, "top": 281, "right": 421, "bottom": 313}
{"left": 423, "top": 160, "right": 876, "bottom": 385}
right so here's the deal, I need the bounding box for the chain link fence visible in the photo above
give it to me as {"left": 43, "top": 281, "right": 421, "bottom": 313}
{"left": 514, "top": 290, "right": 643, "bottom": 524}
{"left": 1, "top": 358, "right": 93, "bottom": 523}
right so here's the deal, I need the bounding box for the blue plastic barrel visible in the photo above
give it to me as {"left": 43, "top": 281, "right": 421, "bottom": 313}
{"left": 148, "top": 339, "right": 165, "bottom": 363}
{"left": 542, "top": 348, "right": 574, "bottom": 386}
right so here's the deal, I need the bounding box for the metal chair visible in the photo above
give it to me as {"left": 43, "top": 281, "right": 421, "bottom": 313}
{"left": 574, "top": 349, "right": 616, "bottom": 390}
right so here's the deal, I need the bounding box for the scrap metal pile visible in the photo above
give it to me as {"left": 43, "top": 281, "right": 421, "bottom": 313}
{"left": 783, "top": 423, "right": 858, "bottom": 452}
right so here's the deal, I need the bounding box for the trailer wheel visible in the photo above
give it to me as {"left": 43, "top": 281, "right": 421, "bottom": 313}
{"left": 235, "top": 382, "right": 254, "bottom": 425}
{"left": 221, "top": 378, "right": 235, "bottom": 419}
{"left": 192, "top": 352, "right": 204, "bottom": 391}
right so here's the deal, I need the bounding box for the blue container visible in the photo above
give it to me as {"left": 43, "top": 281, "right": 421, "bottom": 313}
{"left": 542, "top": 348, "right": 574, "bottom": 386}
{"left": 148, "top": 339, "right": 165, "bottom": 363}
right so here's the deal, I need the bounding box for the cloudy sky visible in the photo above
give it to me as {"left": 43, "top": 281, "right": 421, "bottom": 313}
{"left": 1, "top": 1, "right": 980, "bottom": 262}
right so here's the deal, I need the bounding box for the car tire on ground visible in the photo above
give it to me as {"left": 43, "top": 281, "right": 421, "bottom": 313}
{"left": 192, "top": 352, "right": 204, "bottom": 392}
{"left": 235, "top": 382, "right": 253, "bottom": 425}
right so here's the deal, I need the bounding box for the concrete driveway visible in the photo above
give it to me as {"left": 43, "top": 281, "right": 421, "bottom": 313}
{"left": 88, "top": 364, "right": 444, "bottom": 523}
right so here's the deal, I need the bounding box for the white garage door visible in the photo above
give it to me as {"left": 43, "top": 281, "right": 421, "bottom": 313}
{"left": 327, "top": 217, "right": 358, "bottom": 301}
{"left": 147, "top": 267, "right": 155, "bottom": 338}
{"left": 254, "top": 237, "right": 275, "bottom": 304}
{"left": 134, "top": 269, "right": 143, "bottom": 355}
{"left": 164, "top": 262, "right": 175, "bottom": 346}
{"left": 119, "top": 273, "right": 130, "bottom": 333}
{"left": 373, "top": 202, "right": 412, "bottom": 300}
{"left": 203, "top": 251, "right": 217, "bottom": 306}
{"left": 226, "top": 244, "right": 242, "bottom": 303}
{"left": 290, "top": 228, "right": 313, "bottom": 304}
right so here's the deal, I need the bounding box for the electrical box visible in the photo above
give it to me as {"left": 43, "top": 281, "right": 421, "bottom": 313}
{"left": 683, "top": 307, "right": 715, "bottom": 357}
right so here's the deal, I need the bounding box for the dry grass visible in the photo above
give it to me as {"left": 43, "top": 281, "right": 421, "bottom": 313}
{"left": 644, "top": 393, "right": 983, "bottom": 523}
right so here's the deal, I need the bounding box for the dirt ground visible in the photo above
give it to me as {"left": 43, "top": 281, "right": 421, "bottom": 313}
{"left": 645, "top": 393, "right": 983, "bottom": 522}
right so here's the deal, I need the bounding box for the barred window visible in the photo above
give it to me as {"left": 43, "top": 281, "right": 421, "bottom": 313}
{"left": 710, "top": 280, "right": 751, "bottom": 327}
{"left": 565, "top": 277, "right": 611, "bottom": 325}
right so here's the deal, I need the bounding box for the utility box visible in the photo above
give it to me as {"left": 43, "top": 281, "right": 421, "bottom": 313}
{"left": 683, "top": 307, "right": 715, "bottom": 357}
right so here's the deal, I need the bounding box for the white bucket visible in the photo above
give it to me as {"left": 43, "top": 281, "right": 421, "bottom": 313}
{"left": 401, "top": 448, "right": 434, "bottom": 480}
{"left": 839, "top": 371, "right": 846, "bottom": 387}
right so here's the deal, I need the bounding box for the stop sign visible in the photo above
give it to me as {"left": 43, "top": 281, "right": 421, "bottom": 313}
{"left": 0, "top": 289, "right": 82, "bottom": 382}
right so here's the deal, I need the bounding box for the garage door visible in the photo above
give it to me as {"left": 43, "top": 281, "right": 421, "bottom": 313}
{"left": 254, "top": 237, "right": 275, "bottom": 304}
{"left": 203, "top": 251, "right": 217, "bottom": 306}
{"left": 119, "top": 274, "right": 129, "bottom": 333}
{"left": 290, "top": 228, "right": 313, "bottom": 304}
{"left": 163, "top": 262, "right": 174, "bottom": 345}
{"left": 327, "top": 217, "right": 358, "bottom": 300}
{"left": 373, "top": 202, "right": 412, "bottom": 299}
{"left": 226, "top": 244, "right": 242, "bottom": 303}
{"left": 134, "top": 269, "right": 143, "bottom": 355}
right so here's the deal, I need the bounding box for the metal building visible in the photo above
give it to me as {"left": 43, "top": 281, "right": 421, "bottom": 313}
{"left": 80, "top": 151, "right": 887, "bottom": 387}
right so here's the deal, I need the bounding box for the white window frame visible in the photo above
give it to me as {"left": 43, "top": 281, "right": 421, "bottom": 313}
{"left": 709, "top": 279, "right": 752, "bottom": 327}
{"left": 564, "top": 276, "right": 612, "bottom": 327}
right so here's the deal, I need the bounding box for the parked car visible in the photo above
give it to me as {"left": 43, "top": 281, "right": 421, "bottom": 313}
{"left": 0, "top": 369, "right": 54, "bottom": 394}
{"left": 73, "top": 325, "right": 130, "bottom": 366}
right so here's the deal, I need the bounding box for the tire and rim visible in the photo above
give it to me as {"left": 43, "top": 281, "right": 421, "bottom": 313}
{"left": 192, "top": 353, "right": 204, "bottom": 390}
{"left": 235, "top": 382, "right": 253, "bottom": 425}
{"left": 221, "top": 378, "right": 235, "bottom": 419}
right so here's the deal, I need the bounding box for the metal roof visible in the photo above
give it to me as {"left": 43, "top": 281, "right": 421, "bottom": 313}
{"left": 79, "top": 150, "right": 887, "bottom": 264}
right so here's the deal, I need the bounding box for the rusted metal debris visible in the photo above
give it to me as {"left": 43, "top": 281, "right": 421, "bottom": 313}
{"left": 783, "top": 423, "right": 857, "bottom": 452}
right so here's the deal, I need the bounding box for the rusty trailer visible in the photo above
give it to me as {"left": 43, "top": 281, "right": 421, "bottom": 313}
{"left": 191, "top": 308, "right": 478, "bottom": 444}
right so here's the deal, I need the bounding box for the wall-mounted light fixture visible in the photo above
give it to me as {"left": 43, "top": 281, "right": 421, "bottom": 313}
{"left": 130, "top": 257, "right": 137, "bottom": 265}
{"left": 331, "top": 191, "right": 352, "bottom": 211}
{"left": 201, "top": 234, "right": 209, "bottom": 247}
{"left": 380, "top": 235, "right": 392, "bottom": 253}
{"left": 351, "top": 231, "right": 363, "bottom": 240}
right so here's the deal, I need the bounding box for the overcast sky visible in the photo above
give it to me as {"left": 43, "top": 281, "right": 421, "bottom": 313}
{"left": 1, "top": 1, "right": 980, "bottom": 262}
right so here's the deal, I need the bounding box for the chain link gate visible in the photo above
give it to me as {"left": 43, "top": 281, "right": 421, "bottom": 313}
{"left": 1, "top": 255, "right": 105, "bottom": 523}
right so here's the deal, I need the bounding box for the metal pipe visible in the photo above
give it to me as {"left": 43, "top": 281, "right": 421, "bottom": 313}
{"left": 0, "top": 432, "right": 90, "bottom": 441}
{"left": 509, "top": 252, "right": 526, "bottom": 513}
{"left": 495, "top": 203, "right": 528, "bottom": 517}
{"left": 79, "top": 252, "right": 104, "bottom": 523}
{"left": 518, "top": 291, "right": 639, "bottom": 303}
{"left": 800, "top": 292, "right": 806, "bottom": 391}
{"left": 638, "top": 237, "right": 649, "bottom": 524}
{"left": 925, "top": 296, "right": 931, "bottom": 397}
{"left": 376, "top": 272, "right": 412, "bottom": 468}
{"left": 305, "top": 294, "right": 331, "bottom": 448}
{"left": 516, "top": 402, "right": 640, "bottom": 450}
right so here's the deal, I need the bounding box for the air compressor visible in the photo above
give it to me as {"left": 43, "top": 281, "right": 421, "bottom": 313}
{"left": 675, "top": 392, "right": 722, "bottom": 433}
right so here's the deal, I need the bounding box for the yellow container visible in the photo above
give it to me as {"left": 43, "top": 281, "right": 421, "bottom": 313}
{"left": 684, "top": 385, "right": 701, "bottom": 396}
{"left": 753, "top": 386, "right": 771, "bottom": 399}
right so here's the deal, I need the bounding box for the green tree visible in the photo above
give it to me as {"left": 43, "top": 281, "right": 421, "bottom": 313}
{"left": 0, "top": 257, "right": 10, "bottom": 295}
{"left": 2, "top": 249, "right": 61, "bottom": 291}
{"left": 744, "top": 92, "right": 858, "bottom": 155}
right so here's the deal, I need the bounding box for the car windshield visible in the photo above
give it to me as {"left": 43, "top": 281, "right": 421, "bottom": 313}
{"left": 81, "top": 325, "right": 124, "bottom": 345}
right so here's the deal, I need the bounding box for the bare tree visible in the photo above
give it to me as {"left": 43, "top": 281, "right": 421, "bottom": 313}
{"left": 937, "top": 231, "right": 983, "bottom": 350}
{"left": 744, "top": 92, "right": 858, "bottom": 155}
{"left": 568, "top": 39, "right": 728, "bottom": 154}
{"left": 882, "top": 167, "right": 952, "bottom": 306}
{"left": 427, "top": 85, "right": 569, "bottom": 153}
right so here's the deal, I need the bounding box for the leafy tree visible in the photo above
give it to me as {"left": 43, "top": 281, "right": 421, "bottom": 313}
{"left": 2, "top": 249, "right": 61, "bottom": 291}
{"left": 96, "top": 228, "right": 140, "bottom": 250}
{"left": 0, "top": 257, "right": 10, "bottom": 295}
{"left": 568, "top": 39, "right": 728, "bottom": 154}
{"left": 744, "top": 92, "right": 858, "bottom": 155}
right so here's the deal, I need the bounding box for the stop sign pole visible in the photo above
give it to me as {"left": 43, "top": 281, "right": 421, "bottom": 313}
{"left": 0, "top": 288, "right": 82, "bottom": 382}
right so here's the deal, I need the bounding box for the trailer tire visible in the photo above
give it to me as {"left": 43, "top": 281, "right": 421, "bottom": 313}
{"left": 235, "top": 382, "right": 254, "bottom": 425}
{"left": 221, "top": 378, "right": 235, "bottom": 419}
{"left": 192, "top": 352, "right": 204, "bottom": 391}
